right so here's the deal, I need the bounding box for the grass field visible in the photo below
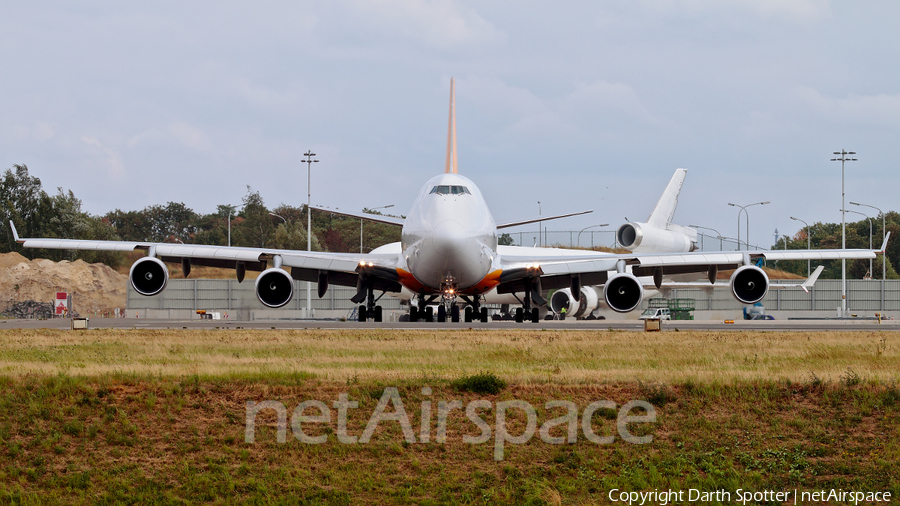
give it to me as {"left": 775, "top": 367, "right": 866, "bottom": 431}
{"left": 1, "top": 329, "right": 899, "bottom": 504}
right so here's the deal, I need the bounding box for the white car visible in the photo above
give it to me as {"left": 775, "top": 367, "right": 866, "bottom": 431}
{"left": 639, "top": 308, "right": 671, "bottom": 320}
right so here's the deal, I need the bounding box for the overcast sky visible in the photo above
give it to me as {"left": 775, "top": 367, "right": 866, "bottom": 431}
{"left": 3, "top": 1, "right": 898, "bottom": 249}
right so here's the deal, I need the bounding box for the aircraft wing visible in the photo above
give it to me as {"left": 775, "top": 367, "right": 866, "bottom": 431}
{"left": 657, "top": 266, "right": 825, "bottom": 293}
{"left": 10, "top": 220, "right": 402, "bottom": 292}
{"left": 309, "top": 206, "right": 406, "bottom": 227}
{"left": 496, "top": 236, "right": 886, "bottom": 294}
{"left": 496, "top": 210, "right": 592, "bottom": 230}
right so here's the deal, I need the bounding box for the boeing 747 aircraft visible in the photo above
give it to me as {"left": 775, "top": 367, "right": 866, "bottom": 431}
{"left": 10, "top": 80, "right": 888, "bottom": 323}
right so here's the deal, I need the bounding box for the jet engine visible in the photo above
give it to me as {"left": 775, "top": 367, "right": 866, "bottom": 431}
{"left": 603, "top": 272, "right": 644, "bottom": 313}
{"left": 129, "top": 257, "right": 169, "bottom": 296}
{"left": 616, "top": 222, "right": 697, "bottom": 253}
{"left": 730, "top": 265, "right": 769, "bottom": 305}
{"left": 550, "top": 287, "right": 600, "bottom": 319}
{"left": 255, "top": 268, "right": 295, "bottom": 308}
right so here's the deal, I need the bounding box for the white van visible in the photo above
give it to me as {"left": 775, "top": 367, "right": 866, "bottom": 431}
{"left": 639, "top": 308, "right": 671, "bottom": 320}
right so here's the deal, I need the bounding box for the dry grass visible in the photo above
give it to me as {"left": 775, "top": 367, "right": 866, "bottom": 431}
{"left": 1, "top": 329, "right": 897, "bottom": 384}
{"left": 2, "top": 328, "right": 899, "bottom": 503}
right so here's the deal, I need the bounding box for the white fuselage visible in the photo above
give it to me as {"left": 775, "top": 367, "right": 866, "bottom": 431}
{"left": 399, "top": 173, "right": 498, "bottom": 293}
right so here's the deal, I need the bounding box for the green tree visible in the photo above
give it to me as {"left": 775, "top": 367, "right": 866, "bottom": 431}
{"left": 0, "top": 164, "right": 53, "bottom": 256}
{"left": 273, "top": 221, "right": 323, "bottom": 251}
{"left": 773, "top": 218, "right": 899, "bottom": 280}
{"left": 104, "top": 209, "right": 151, "bottom": 241}
{"left": 236, "top": 186, "right": 274, "bottom": 248}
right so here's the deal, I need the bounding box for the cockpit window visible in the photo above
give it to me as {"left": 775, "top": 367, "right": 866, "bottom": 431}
{"left": 430, "top": 185, "right": 471, "bottom": 195}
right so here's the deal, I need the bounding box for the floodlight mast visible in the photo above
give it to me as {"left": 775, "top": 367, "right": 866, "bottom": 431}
{"left": 727, "top": 201, "right": 770, "bottom": 250}
{"left": 831, "top": 149, "right": 857, "bottom": 317}
{"left": 304, "top": 151, "right": 319, "bottom": 318}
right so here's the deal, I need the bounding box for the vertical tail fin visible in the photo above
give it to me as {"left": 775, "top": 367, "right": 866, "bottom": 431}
{"left": 444, "top": 78, "right": 458, "bottom": 174}
{"left": 647, "top": 168, "right": 687, "bottom": 226}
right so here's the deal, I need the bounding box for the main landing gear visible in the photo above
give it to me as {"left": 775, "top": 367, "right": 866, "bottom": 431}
{"left": 352, "top": 276, "right": 384, "bottom": 322}
{"left": 514, "top": 277, "right": 543, "bottom": 323}
{"left": 460, "top": 295, "right": 489, "bottom": 323}
{"left": 409, "top": 295, "right": 436, "bottom": 323}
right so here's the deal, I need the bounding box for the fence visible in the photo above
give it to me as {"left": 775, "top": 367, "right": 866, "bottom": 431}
{"left": 128, "top": 278, "right": 900, "bottom": 315}
{"left": 507, "top": 231, "right": 764, "bottom": 252}
{"left": 127, "top": 279, "right": 404, "bottom": 314}
{"left": 659, "top": 279, "right": 900, "bottom": 313}
{"left": 1, "top": 300, "right": 57, "bottom": 319}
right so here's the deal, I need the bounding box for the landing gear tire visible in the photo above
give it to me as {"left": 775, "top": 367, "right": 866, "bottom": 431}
{"left": 464, "top": 306, "right": 473, "bottom": 322}
{"left": 425, "top": 306, "right": 434, "bottom": 322}
{"left": 409, "top": 306, "right": 418, "bottom": 323}
{"left": 437, "top": 305, "right": 447, "bottom": 323}
{"left": 374, "top": 306, "right": 383, "bottom": 323}
{"left": 358, "top": 305, "right": 367, "bottom": 322}
{"left": 515, "top": 308, "right": 523, "bottom": 323}
{"left": 451, "top": 305, "right": 460, "bottom": 323}
{"left": 480, "top": 307, "right": 488, "bottom": 323}
{"left": 531, "top": 307, "right": 540, "bottom": 323}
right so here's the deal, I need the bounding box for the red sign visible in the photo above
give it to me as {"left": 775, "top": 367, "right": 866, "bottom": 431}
{"left": 56, "top": 292, "right": 67, "bottom": 315}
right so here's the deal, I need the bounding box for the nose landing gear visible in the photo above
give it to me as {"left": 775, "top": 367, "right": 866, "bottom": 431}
{"left": 408, "top": 291, "right": 489, "bottom": 324}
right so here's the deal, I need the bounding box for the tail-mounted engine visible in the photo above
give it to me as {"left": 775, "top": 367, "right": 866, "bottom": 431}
{"left": 616, "top": 222, "right": 698, "bottom": 253}
{"left": 603, "top": 272, "right": 644, "bottom": 313}
{"left": 129, "top": 257, "right": 169, "bottom": 296}
{"left": 730, "top": 265, "right": 769, "bottom": 305}
{"left": 255, "top": 268, "right": 295, "bottom": 308}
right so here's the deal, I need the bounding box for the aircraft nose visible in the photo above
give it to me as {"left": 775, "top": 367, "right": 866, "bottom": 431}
{"left": 431, "top": 220, "right": 468, "bottom": 256}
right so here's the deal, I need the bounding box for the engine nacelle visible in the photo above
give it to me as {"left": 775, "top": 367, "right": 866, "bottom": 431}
{"left": 616, "top": 222, "right": 697, "bottom": 253}
{"left": 603, "top": 272, "right": 644, "bottom": 313}
{"left": 550, "top": 287, "right": 600, "bottom": 318}
{"left": 730, "top": 265, "right": 769, "bottom": 305}
{"left": 255, "top": 268, "right": 295, "bottom": 308}
{"left": 129, "top": 257, "right": 169, "bottom": 296}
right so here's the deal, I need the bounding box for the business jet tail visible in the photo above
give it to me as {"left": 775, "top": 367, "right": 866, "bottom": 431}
{"left": 616, "top": 169, "right": 698, "bottom": 253}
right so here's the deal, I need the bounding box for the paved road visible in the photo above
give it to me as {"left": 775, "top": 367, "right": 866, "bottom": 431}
{"left": 2, "top": 317, "right": 898, "bottom": 332}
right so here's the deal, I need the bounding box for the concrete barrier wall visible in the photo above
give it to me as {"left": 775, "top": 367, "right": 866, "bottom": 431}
{"left": 127, "top": 278, "right": 900, "bottom": 320}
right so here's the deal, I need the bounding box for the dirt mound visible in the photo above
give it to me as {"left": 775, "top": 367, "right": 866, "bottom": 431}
{"left": 0, "top": 253, "right": 127, "bottom": 314}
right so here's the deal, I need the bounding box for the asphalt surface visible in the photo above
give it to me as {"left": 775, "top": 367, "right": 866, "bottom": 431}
{"left": 2, "top": 318, "right": 898, "bottom": 332}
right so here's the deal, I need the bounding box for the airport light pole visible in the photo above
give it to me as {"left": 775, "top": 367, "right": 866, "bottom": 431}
{"left": 831, "top": 150, "right": 857, "bottom": 316}
{"left": 361, "top": 204, "right": 394, "bottom": 253}
{"left": 537, "top": 201, "right": 542, "bottom": 247}
{"left": 790, "top": 216, "right": 811, "bottom": 277}
{"left": 727, "top": 201, "right": 769, "bottom": 250}
{"left": 851, "top": 201, "right": 885, "bottom": 280}
{"left": 689, "top": 225, "right": 723, "bottom": 251}
{"left": 577, "top": 224, "right": 609, "bottom": 248}
{"left": 844, "top": 208, "right": 873, "bottom": 278}
{"left": 303, "top": 151, "right": 319, "bottom": 318}
{"left": 228, "top": 210, "right": 233, "bottom": 247}
{"left": 226, "top": 204, "right": 240, "bottom": 247}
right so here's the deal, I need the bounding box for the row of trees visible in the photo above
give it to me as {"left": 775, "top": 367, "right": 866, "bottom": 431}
{"left": 2, "top": 164, "right": 897, "bottom": 279}
{"left": 1, "top": 165, "right": 400, "bottom": 268}
{"left": 769, "top": 215, "right": 900, "bottom": 280}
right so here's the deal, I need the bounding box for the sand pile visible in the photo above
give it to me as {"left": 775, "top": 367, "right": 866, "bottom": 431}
{"left": 0, "top": 252, "right": 127, "bottom": 314}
